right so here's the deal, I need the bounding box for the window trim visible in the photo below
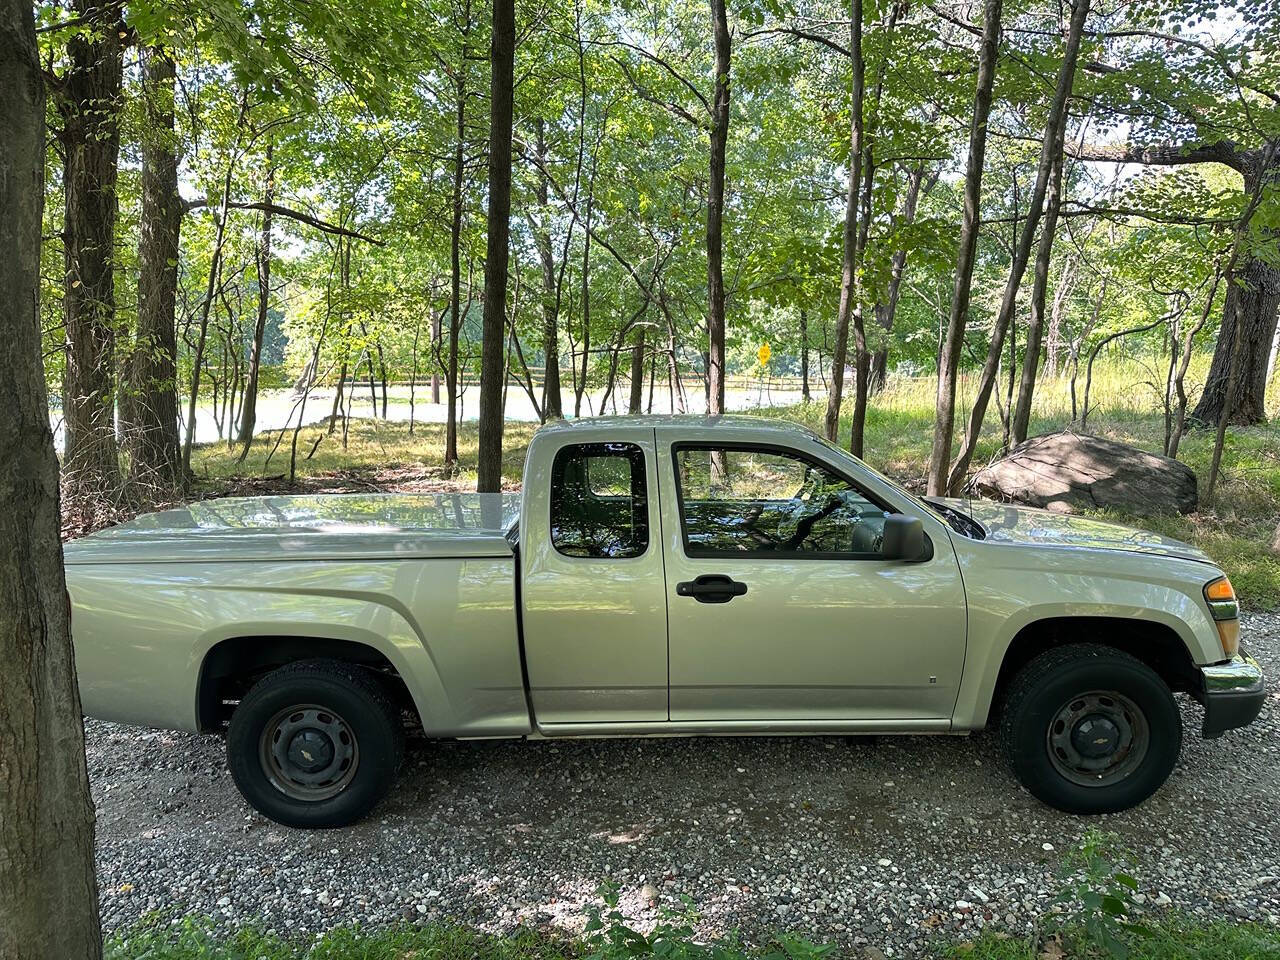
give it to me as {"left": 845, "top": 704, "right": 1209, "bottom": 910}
{"left": 549, "top": 441, "right": 653, "bottom": 561}
{"left": 669, "top": 440, "right": 924, "bottom": 562}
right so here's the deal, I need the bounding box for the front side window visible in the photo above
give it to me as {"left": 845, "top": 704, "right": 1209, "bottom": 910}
{"left": 674, "top": 446, "right": 888, "bottom": 556}
{"left": 550, "top": 443, "right": 649, "bottom": 558}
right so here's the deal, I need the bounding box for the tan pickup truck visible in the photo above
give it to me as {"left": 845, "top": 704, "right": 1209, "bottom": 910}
{"left": 66, "top": 415, "right": 1264, "bottom": 827}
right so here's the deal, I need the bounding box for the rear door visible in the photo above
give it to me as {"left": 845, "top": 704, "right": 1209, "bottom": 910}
{"left": 519, "top": 430, "right": 669, "bottom": 725}
{"left": 655, "top": 430, "right": 967, "bottom": 723}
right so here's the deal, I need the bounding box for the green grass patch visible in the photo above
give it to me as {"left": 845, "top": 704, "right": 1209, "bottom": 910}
{"left": 102, "top": 915, "right": 1280, "bottom": 960}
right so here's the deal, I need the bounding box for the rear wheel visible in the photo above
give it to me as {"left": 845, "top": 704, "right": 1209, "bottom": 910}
{"left": 227, "top": 659, "right": 404, "bottom": 827}
{"left": 1001, "top": 644, "right": 1182, "bottom": 814}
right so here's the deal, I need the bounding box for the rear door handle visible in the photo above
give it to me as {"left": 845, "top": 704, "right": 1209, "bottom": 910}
{"left": 676, "top": 574, "right": 748, "bottom": 604}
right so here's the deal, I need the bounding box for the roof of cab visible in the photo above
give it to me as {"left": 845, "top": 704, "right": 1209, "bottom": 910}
{"left": 535, "top": 413, "right": 819, "bottom": 439}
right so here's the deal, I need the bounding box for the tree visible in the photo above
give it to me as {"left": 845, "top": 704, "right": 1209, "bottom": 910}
{"left": 1, "top": 0, "right": 103, "bottom": 952}
{"left": 477, "top": 0, "right": 515, "bottom": 492}
{"left": 237, "top": 143, "right": 275, "bottom": 457}
{"left": 945, "top": 0, "right": 1089, "bottom": 492}
{"left": 125, "top": 44, "right": 183, "bottom": 488}
{"left": 57, "top": 0, "right": 126, "bottom": 500}
{"left": 823, "top": 0, "right": 866, "bottom": 444}
{"left": 706, "top": 0, "right": 732, "bottom": 417}
{"left": 927, "top": 0, "right": 1002, "bottom": 496}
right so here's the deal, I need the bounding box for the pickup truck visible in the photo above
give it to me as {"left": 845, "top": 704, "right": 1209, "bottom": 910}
{"left": 66, "top": 415, "right": 1265, "bottom": 828}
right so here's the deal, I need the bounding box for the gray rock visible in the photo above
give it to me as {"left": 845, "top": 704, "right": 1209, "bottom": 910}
{"left": 971, "top": 431, "right": 1197, "bottom": 515}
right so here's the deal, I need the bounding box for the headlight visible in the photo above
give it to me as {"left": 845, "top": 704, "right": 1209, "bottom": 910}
{"left": 1204, "top": 576, "right": 1240, "bottom": 658}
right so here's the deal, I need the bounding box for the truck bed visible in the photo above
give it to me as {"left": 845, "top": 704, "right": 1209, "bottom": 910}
{"left": 64, "top": 493, "right": 520, "bottom": 564}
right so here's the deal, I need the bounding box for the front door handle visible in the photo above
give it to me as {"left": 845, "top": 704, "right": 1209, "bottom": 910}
{"left": 676, "top": 574, "right": 748, "bottom": 604}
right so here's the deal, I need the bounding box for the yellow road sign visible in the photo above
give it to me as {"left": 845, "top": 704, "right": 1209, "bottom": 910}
{"left": 757, "top": 342, "right": 771, "bottom": 367}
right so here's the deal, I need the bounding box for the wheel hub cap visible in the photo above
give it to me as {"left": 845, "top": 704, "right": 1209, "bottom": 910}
{"left": 1071, "top": 714, "right": 1121, "bottom": 758}
{"left": 287, "top": 729, "right": 335, "bottom": 772}
{"left": 259, "top": 705, "right": 359, "bottom": 802}
{"left": 1047, "top": 691, "right": 1149, "bottom": 787}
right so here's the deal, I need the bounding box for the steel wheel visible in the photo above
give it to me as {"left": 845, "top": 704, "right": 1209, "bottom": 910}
{"left": 1046, "top": 690, "right": 1150, "bottom": 788}
{"left": 258, "top": 703, "right": 360, "bottom": 801}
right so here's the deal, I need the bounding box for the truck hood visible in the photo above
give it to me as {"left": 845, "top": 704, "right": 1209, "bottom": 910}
{"left": 64, "top": 493, "right": 520, "bottom": 564}
{"left": 930, "top": 497, "right": 1214, "bottom": 564}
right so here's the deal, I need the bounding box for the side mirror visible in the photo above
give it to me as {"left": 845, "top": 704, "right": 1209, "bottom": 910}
{"left": 881, "top": 514, "right": 928, "bottom": 562}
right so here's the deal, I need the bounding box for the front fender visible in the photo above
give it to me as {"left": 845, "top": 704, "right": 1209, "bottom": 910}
{"left": 950, "top": 544, "right": 1223, "bottom": 731}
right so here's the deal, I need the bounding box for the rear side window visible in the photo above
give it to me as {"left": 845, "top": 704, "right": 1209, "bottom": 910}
{"left": 550, "top": 443, "right": 649, "bottom": 559}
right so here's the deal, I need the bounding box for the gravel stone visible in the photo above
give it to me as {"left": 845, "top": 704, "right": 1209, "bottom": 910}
{"left": 90, "top": 613, "right": 1280, "bottom": 953}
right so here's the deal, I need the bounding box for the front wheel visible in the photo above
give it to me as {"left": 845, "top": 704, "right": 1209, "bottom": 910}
{"left": 1001, "top": 644, "right": 1182, "bottom": 814}
{"left": 227, "top": 659, "right": 404, "bottom": 827}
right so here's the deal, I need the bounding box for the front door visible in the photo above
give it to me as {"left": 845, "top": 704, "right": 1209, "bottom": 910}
{"left": 656, "top": 434, "right": 967, "bottom": 723}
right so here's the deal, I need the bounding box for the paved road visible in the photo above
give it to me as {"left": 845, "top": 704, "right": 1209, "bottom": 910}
{"left": 90, "top": 614, "right": 1280, "bottom": 954}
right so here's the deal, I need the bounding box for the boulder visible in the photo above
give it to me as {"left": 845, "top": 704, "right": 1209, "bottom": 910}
{"left": 970, "top": 431, "right": 1198, "bottom": 516}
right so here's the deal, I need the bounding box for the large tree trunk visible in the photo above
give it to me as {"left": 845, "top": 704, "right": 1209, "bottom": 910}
{"left": 926, "top": 0, "right": 1002, "bottom": 495}
{"left": 944, "top": 0, "right": 1086, "bottom": 494}
{"left": 1192, "top": 166, "right": 1280, "bottom": 427}
{"left": 238, "top": 144, "right": 275, "bottom": 457}
{"left": 60, "top": 0, "right": 124, "bottom": 499}
{"left": 824, "top": 0, "right": 865, "bottom": 443}
{"left": 706, "top": 0, "right": 731, "bottom": 417}
{"left": 477, "top": 0, "right": 515, "bottom": 493}
{"left": 125, "top": 45, "right": 183, "bottom": 489}
{"left": 0, "top": 2, "right": 103, "bottom": 952}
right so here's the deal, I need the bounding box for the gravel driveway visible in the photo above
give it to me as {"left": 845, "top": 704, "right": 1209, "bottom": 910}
{"left": 91, "top": 613, "right": 1280, "bottom": 955}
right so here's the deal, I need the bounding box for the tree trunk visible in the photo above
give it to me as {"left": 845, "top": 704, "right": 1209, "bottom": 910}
{"left": 0, "top": 2, "right": 103, "bottom": 951}
{"left": 181, "top": 135, "right": 239, "bottom": 475}
{"left": 824, "top": 0, "right": 865, "bottom": 443}
{"left": 926, "top": 0, "right": 1002, "bottom": 495}
{"left": 125, "top": 45, "right": 183, "bottom": 489}
{"left": 871, "top": 165, "right": 935, "bottom": 391}
{"left": 1168, "top": 274, "right": 1221, "bottom": 458}
{"left": 1191, "top": 170, "right": 1280, "bottom": 427}
{"left": 1011, "top": 146, "right": 1068, "bottom": 444}
{"left": 628, "top": 327, "right": 645, "bottom": 414}
{"left": 1044, "top": 255, "right": 1076, "bottom": 374}
{"left": 238, "top": 144, "right": 275, "bottom": 458}
{"left": 60, "top": 0, "right": 125, "bottom": 499}
{"left": 944, "top": 0, "right": 1086, "bottom": 494}
{"left": 706, "top": 0, "right": 731, "bottom": 417}
{"left": 477, "top": 0, "right": 515, "bottom": 493}
{"left": 445, "top": 52, "right": 467, "bottom": 467}
{"left": 533, "top": 120, "right": 562, "bottom": 420}
{"left": 800, "top": 308, "right": 810, "bottom": 401}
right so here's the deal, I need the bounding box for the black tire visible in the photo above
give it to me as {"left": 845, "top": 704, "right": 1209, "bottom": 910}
{"left": 227, "top": 659, "right": 404, "bottom": 828}
{"left": 1001, "top": 643, "right": 1182, "bottom": 814}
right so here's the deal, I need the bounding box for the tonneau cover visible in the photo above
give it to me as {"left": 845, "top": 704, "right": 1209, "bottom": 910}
{"left": 64, "top": 493, "right": 519, "bottom": 564}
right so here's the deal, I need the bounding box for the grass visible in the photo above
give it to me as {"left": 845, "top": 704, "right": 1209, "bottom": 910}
{"left": 942, "top": 920, "right": 1280, "bottom": 958}
{"left": 189, "top": 361, "right": 1280, "bottom": 608}
{"left": 103, "top": 915, "right": 1280, "bottom": 960}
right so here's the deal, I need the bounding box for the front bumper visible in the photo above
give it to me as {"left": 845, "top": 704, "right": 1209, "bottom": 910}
{"left": 1198, "top": 651, "right": 1266, "bottom": 739}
